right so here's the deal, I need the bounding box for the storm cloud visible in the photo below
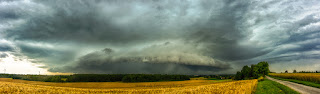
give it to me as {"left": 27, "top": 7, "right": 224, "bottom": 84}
{"left": 0, "top": 53, "right": 8, "bottom": 58}
{"left": 0, "top": 44, "right": 13, "bottom": 52}
{"left": 0, "top": 41, "right": 14, "bottom": 52}
{"left": 1, "top": 0, "right": 320, "bottom": 74}
{"left": 51, "top": 43, "right": 231, "bottom": 74}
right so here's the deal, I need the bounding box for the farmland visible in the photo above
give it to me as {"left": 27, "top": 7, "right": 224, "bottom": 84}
{"left": 269, "top": 73, "right": 320, "bottom": 84}
{"left": 0, "top": 78, "right": 257, "bottom": 93}
{"left": 269, "top": 73, "right": 320, "bottom": 88}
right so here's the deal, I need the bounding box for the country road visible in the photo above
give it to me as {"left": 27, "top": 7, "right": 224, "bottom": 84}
{"left": 266, "top": 76, "right": 320, "bottom": 94}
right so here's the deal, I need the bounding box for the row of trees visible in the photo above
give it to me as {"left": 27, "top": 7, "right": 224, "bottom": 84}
{"left": 235, "top": 61, "right": 270, "bottom": 80}
{"left": 284, "top": 70, "right": 319, "bottom": 73}
{"left": 194, "top": 75, "right": 234, "bottom": 79}
{"left": 0, "top": 74, "right": 190, "bottom": 82}
{"left": 121, "top": 74, "right": 190, "bottom": 82}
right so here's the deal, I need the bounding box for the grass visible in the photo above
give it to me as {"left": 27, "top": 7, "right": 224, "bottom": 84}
{"left": 255, "top": 79, "right": 299, "bottom": 94}
{"left": 270, "top": 76, "right": 320, "bottom": 88}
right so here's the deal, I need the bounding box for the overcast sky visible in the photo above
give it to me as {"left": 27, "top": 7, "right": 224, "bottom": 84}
{"left": 0, "top": 0, "right": 320, "bottom": 74}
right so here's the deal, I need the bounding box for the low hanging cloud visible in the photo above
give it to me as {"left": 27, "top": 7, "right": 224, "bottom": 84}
{"left": 1, "top": 0, "right": 320, "bottom": 74}
{"left": 0, "top": 45, "right": 13, "bottom": 52}
{"left": 0, "top": 53, "right": 8, "bottom": 58}
{"left": 53, "top": 42, "right": 230, "bottom": 74}
{"left": 0, "top": 41, "right": 14, "bottom": 52}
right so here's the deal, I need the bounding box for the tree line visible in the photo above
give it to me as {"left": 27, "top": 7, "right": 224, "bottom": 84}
{"left": 192, "top": 75, "right": 234, "bottom": 79}
{"left": 234, "top": 61, "right": 270, "bottom": 80}
{"left": 284, "top": 70, "right": 319, "bottom": 73}
{"left": 0, "top": 74, "right": 190, "bottom": 82}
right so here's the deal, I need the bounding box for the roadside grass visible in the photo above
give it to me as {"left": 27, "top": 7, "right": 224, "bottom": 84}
{"left": 255, "top": 79, "right": 299, "bottom": 94}
{"left": 270, "top": 76, "right": 320, "bottom": 88}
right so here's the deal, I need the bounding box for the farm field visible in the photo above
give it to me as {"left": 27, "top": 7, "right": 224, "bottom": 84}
{"left": 0, "top": 78, "right": 257, "bottom": 94}
{"left": 0, "top": 78, "right": 229, "bottom": 89}
{"left": 269, "top": 76, "right": 320, "bottom": 88}
{"left": 269, "top": 73, "right": 320, "bottom": 84}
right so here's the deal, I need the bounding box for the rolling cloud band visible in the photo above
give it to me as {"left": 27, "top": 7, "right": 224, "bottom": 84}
{"left": 0, "top": 0, "right": 320, "bottom": 74}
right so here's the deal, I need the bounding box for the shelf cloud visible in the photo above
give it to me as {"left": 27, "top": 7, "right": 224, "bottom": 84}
{"left": 1, "top": 0, "right": 320, "bottom": 74}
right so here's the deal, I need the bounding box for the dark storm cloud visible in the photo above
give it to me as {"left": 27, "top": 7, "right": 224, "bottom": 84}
{"left": 54, "top": 62, "right": 228, "bottom": 74}
{"left": 3, "top": 0, "right": 180, "bottom": 45}
{"left": 0, "top": 53, "right": 8, "bottom": 58}
{"left": 183, "top": 0, "right": 272, "bottom": 60}
{"left": 51, "top": 46, "right": 231, "bottom": 74}
{"left": 16, "top": 42, "right": 76, "bottom": 66}
{"left": 249, "top": 0, "right": 320, "bottom": 64}
{"left": 0, "top": 45, "right": 13, "bottom": 51}
{"left": 0, "top": 42, "right": 14, "bottom": 52}
{"left": 0, "top": 0, "right": 31, "bottom": 21}
{"left": 1, "top": 0, "right": 320, "bottom": 74}
{"left": 0, "top": 11, "right": 19, "bottom": 20}
{"left": 2, "top": 0, "right": 237, "bottom": 74}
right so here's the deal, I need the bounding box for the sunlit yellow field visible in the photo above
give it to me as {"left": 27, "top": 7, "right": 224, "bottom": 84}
{"left": 0, "top": 78, "right": 257, "bottom": 94}
{"left": 269, "top": 73, "right": 320, "bottom": 83}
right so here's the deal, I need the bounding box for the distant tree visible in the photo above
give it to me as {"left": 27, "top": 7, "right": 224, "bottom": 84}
{"left": 293, "top": 70, "right": 297, "bottom": 73}
{"left": 235, "top": 61, "right": 270, "bottom": 80}
{"left": 257, "top": 61, "right": 270, "bottom": 76}
{"left": 235, "top": 71, "right": 242, "bottom": 80}
{"left": 251, "top": 61, "right": 270, "bottom": 78}
{"left": 250, "top": 64, "right": 259, "bottom": 78}
{"left": 241, "top": 65, "right": 251, "bottom": 79}
{"left": 285, "top": 70, "right": 288, "bottom": 73}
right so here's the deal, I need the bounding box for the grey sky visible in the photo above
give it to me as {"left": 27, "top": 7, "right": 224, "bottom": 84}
{"left": 0, "top": 0, "right": 320, "bottom": 74}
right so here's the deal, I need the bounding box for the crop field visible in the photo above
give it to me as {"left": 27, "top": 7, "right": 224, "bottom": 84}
{"left": 0, "top": 78, "right": 228, "bottom": 89}
{"left": 0, "top": 78, "right": 257, "bottom": 94}
{"left": 269, "top": 73, "right": 320, "bottom": 84}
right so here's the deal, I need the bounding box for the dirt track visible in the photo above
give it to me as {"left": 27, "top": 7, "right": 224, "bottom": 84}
{"left": 266, "top": 76, "right": 320, "bottom": 94}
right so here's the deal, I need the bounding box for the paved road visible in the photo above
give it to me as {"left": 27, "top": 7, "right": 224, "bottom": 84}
{"left": 266, "top": 76, "right": 320, "bottom": 94}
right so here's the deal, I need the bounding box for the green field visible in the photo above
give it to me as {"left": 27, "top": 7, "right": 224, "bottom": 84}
{"left": 255, "top": 79, "right": 299, "bottom": 94}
